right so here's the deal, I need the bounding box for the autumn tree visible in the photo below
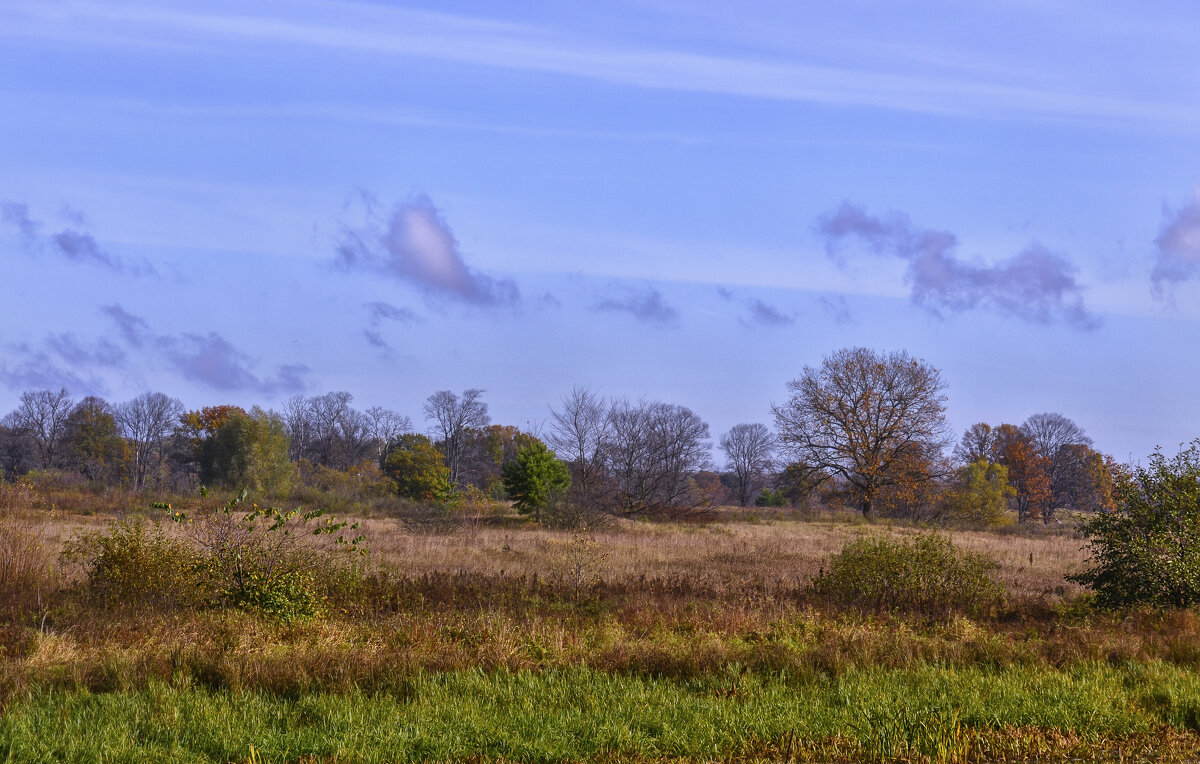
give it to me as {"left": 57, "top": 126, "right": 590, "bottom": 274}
{"left": 945, "top": 460, "right": 1016, "bottom": 526}
{"left": 423, "top": 389, "right": 490, "bottom": 487}
{"left": 382, "top": 433, "right": 451, "bottom": 502}
{"left": 62, "top": 396, "right": 125, "bottom": 482}
{"left": 994, "top": 430, "right": 1052, "bottom": 523}
{"left": 720, "top": 423, "right": 776, "bottom": 506}
{"left": 195, "top": 407, "right": 294, "bottom": 494}
{"left": 1021, "top": 412, "right": 1095, "bottom": 519}
{"left": 772, "top": 347, "right": 949, "bottom": 519}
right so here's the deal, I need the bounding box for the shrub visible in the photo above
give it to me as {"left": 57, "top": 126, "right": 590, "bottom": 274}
{"left": 1071, "top": 441, "right": 1200, "bottom": 609}
{"left": 160, "top": 490, "right": 365, "bottom": 622}
{"left": 812, "top": 531, "right": 1005, "bottom": 619}
{"left": 755, "top": 488, "right": 786, "bottom": 507}
{"left": 62, "top": 521, "right": 202, "bottom": 610}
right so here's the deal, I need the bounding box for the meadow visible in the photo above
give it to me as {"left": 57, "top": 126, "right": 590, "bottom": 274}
{"left": 1, "top": 481, "right": 1199, "bottom": 762}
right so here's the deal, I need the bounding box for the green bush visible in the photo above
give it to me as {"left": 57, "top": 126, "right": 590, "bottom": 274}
{"left": 1071, "top": 441, "right": 1200, "bottom": 609}
{"left": 62, "top": 521, "right": 202, "bottom": 610}
{"left": 812, "top": 531, "right": 1005, "bottom": 619}
{"left": 755, "top": 488, "right": 786, "bottom": 507}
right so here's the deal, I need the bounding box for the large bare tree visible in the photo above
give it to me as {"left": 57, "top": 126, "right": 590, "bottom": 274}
{"left": 423, "top": 389, "right": 490, "bottom": 486}
{"left": 720, "top": 423, "right": 776, "bottom": 507}
{"left": 10, "top": 388, "right": 74, "bottom": 469}
{"left": 115, "top": 391, "right": 184, "bottom": 490}
{"left": 772, "top": 347, "right": 949, "bottom": 519}
{"left": 604, "top": 399, "right": 711, "bottom": 516}
{"left": 364, "top": 405, "right": 413, "bottom": 463}
{"left": 547, "top": 386, "right": 611, "bottom": 506}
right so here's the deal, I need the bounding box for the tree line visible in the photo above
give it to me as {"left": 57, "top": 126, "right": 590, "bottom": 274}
{"left": 0, "top": 347, "right": 1123, "bottom": 525}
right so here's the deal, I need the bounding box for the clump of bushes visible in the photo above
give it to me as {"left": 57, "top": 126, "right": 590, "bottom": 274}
{"left": 812, "top": 531, "right": 1005, "bottom": 619}
{"left": 64, "top": 491, "right": 366, "bottom": 622}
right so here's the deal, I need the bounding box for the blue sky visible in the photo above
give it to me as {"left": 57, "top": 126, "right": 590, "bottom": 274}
{"left": 1, "top": 0, "right": 1198, "bottom": 463}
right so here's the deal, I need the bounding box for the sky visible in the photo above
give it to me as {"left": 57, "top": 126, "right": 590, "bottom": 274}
{"left": 1, "top": 0, "right": 1199, "bottom": 464}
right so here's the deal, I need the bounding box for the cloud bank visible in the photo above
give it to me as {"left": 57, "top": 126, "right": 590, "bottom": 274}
{"left": 816, "top": 202, "right": 1098, "bottom": 329}
{"left": 336, "top": 195, "right": 519, "bottom": 306}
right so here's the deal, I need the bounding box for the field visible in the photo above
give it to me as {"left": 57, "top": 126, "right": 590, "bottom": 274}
{"left": 1, "top": 485, "right": 1200, "bottom": 762}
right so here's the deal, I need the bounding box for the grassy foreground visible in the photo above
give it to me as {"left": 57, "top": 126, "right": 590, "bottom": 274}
{"left": 4, "top": 662, "right": 1200, "bottom": 762}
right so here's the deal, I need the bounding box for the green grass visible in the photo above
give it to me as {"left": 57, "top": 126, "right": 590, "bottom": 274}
{"left": 3, "top": 662, "right": 1199, "bottom": 762}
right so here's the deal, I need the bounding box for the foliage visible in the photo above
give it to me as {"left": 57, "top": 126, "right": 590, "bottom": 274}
{"left": 1071, "top": 441, "right": 1200, "bottom": 609}
{"left": 773, "top": 347, "right": 949, "bottom": 519}
{"left": 812, "top": 531, "right": 1005, "bottom": 619}
{"left": 382, "top": 434, "right": 452, "bottom": 502}
{"left": 944, "top": 460, "right": 1015, "bottom": 526}
{"left": 193, "top": 408, "right": 295, "bottom": 495}
{"left": 754, "top": 487, "right": 786, "bottom": 507}
{"left": 501, "top": 439, "right": 571, "bottom": 523}
{"left": 62, "top": 397, "right": 126, "bottom": 483}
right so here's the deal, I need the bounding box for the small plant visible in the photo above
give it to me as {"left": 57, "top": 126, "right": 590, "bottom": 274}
{"left": 812, "top": 531, "right": 1005, "bottom": 619}
{"left": 554, "top": 528, "right": 609, "bottom": 602}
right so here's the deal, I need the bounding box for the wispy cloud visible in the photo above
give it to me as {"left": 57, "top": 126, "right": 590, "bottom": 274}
{"left": 8, "top": 3, "right": 1200, "bottom": 126}
{"left": 1152, "top": 195, "right": 1200, "bottom": 297}
{"left": 364, "top": 301, "right": 420, "bottom": 325}
{"left": 816, "top": 202, "right": 1099, "bottom": 330}
{"left": 0, "top": 340, "right": 108, "bottom": 395}
{"left": 336, "top": 194, "right": 519, "bottom": 306}
{"left": 592, "top": 287, "right": 679, "bottom": 327}
{"left": 101, "top": 304, "right": 151, "bottom": 347}
{"left": 102, "top": 304, "right": 309, "bottom": 394}
{"left": 360, "top": 300, "right": 420, "bottom": 353}
{"left": 1, "top": 201, "right": 154, "bottom": 275}
{"left": 819, "top": 295, "right": 854, "bottom": 325}
{"left": 741, "top": 298, "right": 794, "bottom": 327}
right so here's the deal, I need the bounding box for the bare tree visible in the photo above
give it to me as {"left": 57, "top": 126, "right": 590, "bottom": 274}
{"left": 423, "top": 389, "right": 490, "bottom": 486}
{"left": 1021, "top": 412, "right": 1094, "bottom": 521}
{"left": 289, "top": 392, "right": 373, "bottom": 470}
{"left": 1020, "top": 412, "right": 1092, "bottom": 457}
{"left": 364, "top": 405, "right": 412, "bottom": 463}
{"left": 953, "top": 422, "right": 995, "bottom": 465}
{"left": 115, "top": 391, "right": 185, "bottom": 490}
{"left": 547, "top": 386, "right": 611, "bottom": 506}
{"left": 720, "top": 423, "right": 776, "bottom": 507}
{"left": 281, "top": 394, "right": 316, "bottom": 463}
{"left": 772, "top": 347, "right": 949, "bottom": 519}
{"left": 604, "top": 399, "right": 711, "bottom": 516}
{"left": 10, "top": 388, "right": 74, "bottom": 469}
{"left": 0, "top": 413, "right": 35, "bottom": 478}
